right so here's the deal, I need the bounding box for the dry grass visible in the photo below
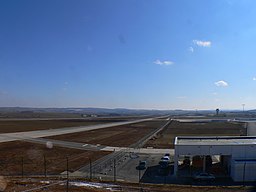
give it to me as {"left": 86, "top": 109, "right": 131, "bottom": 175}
{"left": 3, "top": 177, "right": 253, "bottom": 192}
{"left": 47, "top": 120, "right": 166, "bottom": 147}
{"left": 0, "top": 141, "right": 110, "bottom": 175}
{"left": 145, "top": 121, "right": 246, "bottom": 149}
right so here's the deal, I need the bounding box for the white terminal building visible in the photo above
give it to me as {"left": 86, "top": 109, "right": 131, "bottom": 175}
{"left": 174, "top": 136, "right": 256, "bottom": 182}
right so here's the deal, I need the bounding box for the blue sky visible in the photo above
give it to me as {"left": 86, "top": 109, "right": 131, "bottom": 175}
{"left": 0, "top": 0, "right": 256, "bottom": 110}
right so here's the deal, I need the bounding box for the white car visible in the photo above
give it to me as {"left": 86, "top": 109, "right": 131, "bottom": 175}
{"left": 193, "top": 173, "right": 215, "bottom": 181}
{"left": 161, "top": 156, "right": 170, "bottom": 161}
{"left": 161, "top": 157, "right": 170, "bottom": 161}
{"left": 159, "top": 156, "right": 171, "bottom": 168}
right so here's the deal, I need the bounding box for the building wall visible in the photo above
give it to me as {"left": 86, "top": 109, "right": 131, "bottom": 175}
{"left": 175, "top": 143, "right": 256, "bottom": 181}
{"left": 231, "top": 160, "right": 256, "bottom": 182}
{"left": 176, "top": 144, "right": 255, "bottom": 157}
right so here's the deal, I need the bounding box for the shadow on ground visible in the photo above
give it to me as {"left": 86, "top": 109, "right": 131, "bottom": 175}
{"left": 139, "top": 165, "right": 173, "bottom": 184}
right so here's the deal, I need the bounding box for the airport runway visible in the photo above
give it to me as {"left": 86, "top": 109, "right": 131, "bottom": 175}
{"left": 0, "top": 118, "right": 155, "bottom": 143}
{"left": 246, "top": 121, "right": 256, "bottom": 136}
{"left": 232, "top": 119, "right": 256, "bottom": 136}
{"left": 17, "top": 136, "right": 173, "bottom": 154}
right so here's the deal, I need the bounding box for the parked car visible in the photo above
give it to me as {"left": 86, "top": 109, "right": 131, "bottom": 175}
{"left": 193, "top": 172, "right": 215, "bottom": 181}
{"left": 137, "top": 161, "right": 147, "bottom": 170}
{"left": 161, "top": 156, "right": 170, "bottom": 161}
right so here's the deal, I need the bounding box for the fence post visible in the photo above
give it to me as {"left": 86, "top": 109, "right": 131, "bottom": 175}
{"left": 44, "top": 155, "right": 47, "bottom": 177}
{"left": 89, "top": 158, "right": 92, "bottom": 180}
{"left": 114, "top": 158, "right": 116, "bottom": 182}
{"left": 21, "top": 156, "right": 24, "bottom": 178}
{"left": 138, "top": 169, "right": 141, "bottom": 183}
{"left": 66, "top": 156, "right": 69, "bottom": 192}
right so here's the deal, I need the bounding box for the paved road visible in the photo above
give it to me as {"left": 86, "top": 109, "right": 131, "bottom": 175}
{"left": 72, "top": 153, "right": 174, "bottom": 182}
{"left": 174, "top": 118, "right": 230, "bottom": 123}
{"left": 232, "top": 119, "right": 256, "bottom": 136}
{"left": 112, "top": 153, "right": 165, "bottom": 183}
{"left": 18, "top": 136, "right": 174, "bottom": 154}
{"left": 72, "top": 119, "right": 172, "bottom": 177}
{"left": 0, "top": 118, "right": 155, "bottom": 143}
{"left": 245, "top": 121, "right": 256, "bottom": 136}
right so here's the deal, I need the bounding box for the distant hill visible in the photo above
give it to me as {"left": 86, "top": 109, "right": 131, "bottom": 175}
{"left": 1, "top": 107, "right": 255, "bottom": 118}
{"left": 0, "top": 107, "right": 209, "bottom": 117}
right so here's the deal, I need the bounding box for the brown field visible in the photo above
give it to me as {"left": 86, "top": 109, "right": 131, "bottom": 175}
{"left": 0, "top": 120, "right": 166, "bottom": 176}
{"left": 0, "top": 112, "right": 82, "bottom": 119}
{"left": 145, "top": 121, "right": 246, "bottom": 149}
{"left": 3, "top": 178, "right": 253, "bottom": 192}
{"left": 46, "top": 120, "right": 166, "bottom": 147}
{"left": 0, "top": 119, "right": 126, "bottom": 133}
{"left": 0, "top": 141, "right": 110, "bottom": 176}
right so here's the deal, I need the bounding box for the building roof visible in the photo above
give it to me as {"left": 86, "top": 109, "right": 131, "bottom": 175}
{"left": 175, "top": 136, "right": 256, "bottom": 146}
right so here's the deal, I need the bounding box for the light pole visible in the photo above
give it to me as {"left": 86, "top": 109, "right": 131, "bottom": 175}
{"left": 66, "top": 156, "right": 69, "bottom": 192}
{"left": 243, "top": 162, "right": 246, "bottom": 186}
{"left": 44, "top": 155, "right": 47, "bottom": 177}
{"left": 21, "top": 156, "right": 24, "bottom": 178}
{"left": 138, "top": 168, "right": 141, "bottom": 183}
{"left": 86, "top": 157, "right": 92, "bottom": 180}
{"left": 114, "top": 158, "right": 116, "bottom": 182}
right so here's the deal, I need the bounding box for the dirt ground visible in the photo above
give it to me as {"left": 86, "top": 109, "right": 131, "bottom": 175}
{"left": 0, "top": 118, "right": 126, "bottom": 133}
{"left": 145, "top": 121, "right": 246, "bottom": 149}
{"left": 46, "top": 120, "right": 166, "bottom": 147}
{"left": 2, "top": 177, "right": 254, "bottom": 192}
{"left": 0, "top": 141, "right": 110, "bottom": 176}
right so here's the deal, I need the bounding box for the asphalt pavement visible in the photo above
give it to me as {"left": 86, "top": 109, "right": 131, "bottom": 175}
{"left": 246, "top": 121, "right": 256, "bottom": 136}
{"left": 0, "top": 117, "right": 154, "bottom": 143}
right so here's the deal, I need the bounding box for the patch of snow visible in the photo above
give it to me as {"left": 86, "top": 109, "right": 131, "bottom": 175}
{"left": 68, "top": 181, "right": 120, "bottom": 191}
{"left": 40, "top": 181, "right": 50, "bottom": 184}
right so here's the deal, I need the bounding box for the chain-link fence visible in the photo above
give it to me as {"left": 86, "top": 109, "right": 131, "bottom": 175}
{"left": 0, "top": 148, "right": 174, "bottom": 184}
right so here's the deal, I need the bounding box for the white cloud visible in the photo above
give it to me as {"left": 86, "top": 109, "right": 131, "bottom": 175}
{"left": 154, "top": 59, "right": 174, "bottom": 66}
{"left": 212, "top": 92, "right": 218, "bottom": 95}
{"left": 189, "top": 47, "right": 194, "bottom": 53}
{"left": 193, "top": 40, "right": 211, "bottom": 47}
{"left": 253, "top": 77, "right": 256, "bottom": 81}
{"left": 214, "top": 80, "right": 228, "bottom": 87}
